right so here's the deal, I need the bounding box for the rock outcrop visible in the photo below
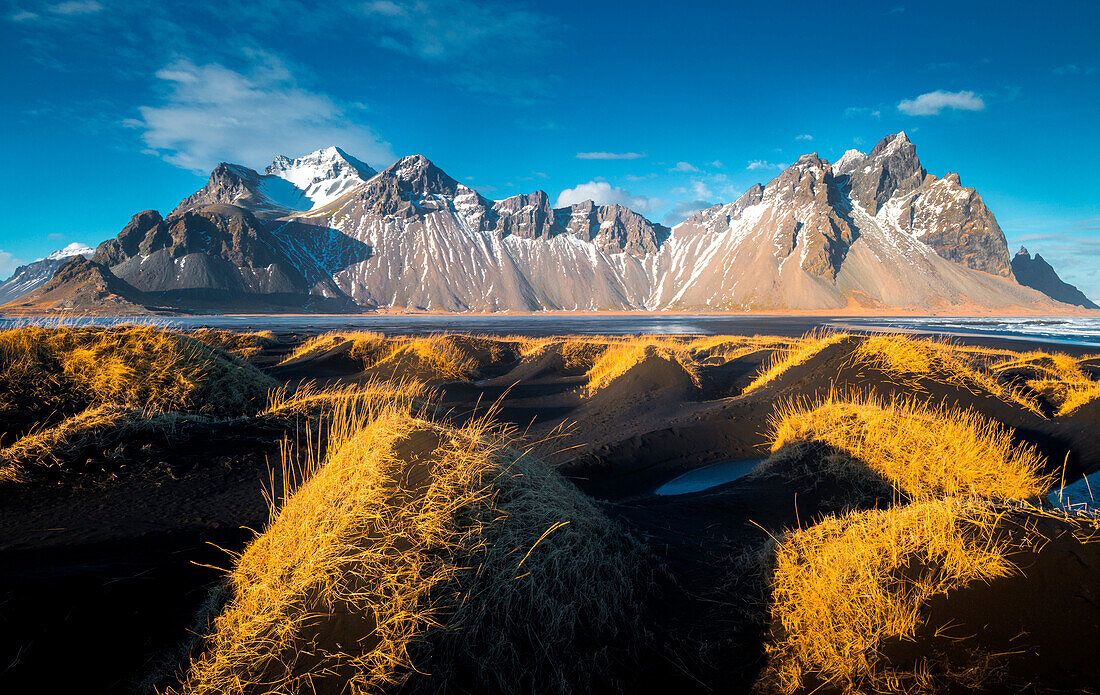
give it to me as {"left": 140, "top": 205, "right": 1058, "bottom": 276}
{"left": 1012, "top": 247, "right": 1098, "bottom": 309}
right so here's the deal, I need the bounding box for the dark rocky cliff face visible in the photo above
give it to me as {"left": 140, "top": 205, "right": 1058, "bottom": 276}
{"left": 837, "top": 133, "right": 1012, "bottom": 277}
{"left": 1012, "top": 247, "right": 1098, "bottom": 309}
{"left": 843, "top": 132, "right": 926, "bottom": 214}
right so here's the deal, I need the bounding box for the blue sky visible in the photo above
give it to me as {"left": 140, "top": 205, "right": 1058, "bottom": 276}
{"left": 2, "top": 0, "right": 1098, "bottom": 298}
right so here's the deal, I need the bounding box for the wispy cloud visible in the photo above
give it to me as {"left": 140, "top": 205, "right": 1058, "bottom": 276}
{"left": 844, "top": 106, "right": 881, "bottom": 118}
{"left": 746, "top": 160, "right": 786, "bottom": 171}
{"left": 897, "top": 89, "right": 985, "bottom": 116}
{"left": 576, "top": 151, "right": 645, "bottom": 160}
{"left": 669, "top": 161, "right": 698, "bottom": 172}
{"left": 1053, "top": 64, "right": 1095, "bottom": 76}
{"left": 128, "top": 54, "right": 394, "bottom": 172}
{"left": 662, "top": 200, "right": 713, "bottom": 227}
{"left": 362, "top": 0, "right": 549, "bottom": 60}
{"left": 0, "top": 250, "right": 26, "bottom": 277}
{"left": 360, "top": 0, "right": 556, "bottom": 98}
{"left": 8, "top": 9, "right": 38, "bottom": 21}
{"left": 795, "top": 134, "right": 813, "bottom": 141}
{"left": 554, "top": 181, "right": 663, "bottom": 213}
{"left": 709, "top": 159, "right": 724, "bottom": 169}
{"left": 50, "top": 1, "right": 103, "bottom": 15}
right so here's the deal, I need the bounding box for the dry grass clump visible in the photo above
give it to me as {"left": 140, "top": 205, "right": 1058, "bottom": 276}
{"left": 174, "top": 407, "right": 654, "bottom": 694}
{"left": 743, "top": 330, "right": 849, "bottom": 393}
{"left": 263, "top": 379, "right": 433, "bottom": 420}
{"left": 989, "top": 350, "right": 1100, "bottom": 416}
{"left": 186, "top": 329, "right": 279, "bottom": 360}
{"left": 0, "top": 404, "right": 203, "bottom": 478}
{"left": 282, "top": 332, "right": 492, "bottom": 382}
{"left": 281, "top": 331, "right": 388, "bottom": 364}
{"left": 0, "top": 325, "right": 276, "bottom": 423}
{"left": 759, "top": 392, "right": 1050, "bottom": 504}
{"left": 685, "top": 334, "right": 792, "bottom": 367}
{"left": 757, "top": 500, "right": 1100, "bottom": 694}
{"left": 847, "top": 334, "right": 1042, "bottom": 414}
{"left": 585, "top": 338, "right": 699, "bottom": 395}
{"left": 371, "top": 335, "right": 482, "bottom": 382}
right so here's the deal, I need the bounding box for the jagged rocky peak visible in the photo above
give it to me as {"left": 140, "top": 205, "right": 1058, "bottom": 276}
{"left": 491, "top": 190, "right": 558, "bottom": 240}
{"left": 384, "top": 154, "right": 464, "bottom": 196}
{"left": 169, "top": 162, "right": 311, "bottom": 220}
{"left": 832, "top": 149, "right": 867, "bottom": 176}
{"left": 770, "top": 154, "right": 841, "bottom": 207}
{"left": 878, "top": 166, "right": 1012, "bottom": 277}
{"left": 845, "top": 131, "right": 927, "bottom": 213}
{"left": 346, "top": 154, "right": 491, "bottom": 221}
{"left": 558, "top": 201, "right": 670, "bottom": 256}
{"left": 94, "top": 205, "right": 280, "bottom": 272}
{"left": 1012, "top": 247, "right": 1099, "bottom": 309}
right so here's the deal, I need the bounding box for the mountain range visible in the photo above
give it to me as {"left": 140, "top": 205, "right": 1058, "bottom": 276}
{"left": 2, "top": 134, "right": 1094, "bottom": 315}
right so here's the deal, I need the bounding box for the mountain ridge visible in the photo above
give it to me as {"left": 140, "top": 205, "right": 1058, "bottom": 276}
{"left": 3, "top": 136, "right": 1095, "bottom": 315}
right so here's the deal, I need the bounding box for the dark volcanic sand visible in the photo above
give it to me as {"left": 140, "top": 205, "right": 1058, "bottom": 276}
{"left": 1, "top": 331, "right": 1098, "bottom": 693}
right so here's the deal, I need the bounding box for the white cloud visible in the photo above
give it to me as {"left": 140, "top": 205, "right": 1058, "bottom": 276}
{"left": 688, "top": 180, "right": 712, "bottom": 199}
{"left": 554, "top": 181, "right": 662, "bottom": 213}
{"left": 662, "top": 200, "right": 713, "bottom": 227}
{"left": 897, "top": 89, "right": 985, "bottom": 116}
{"left": 709, "top": 159, "right": 724, "bottom": 168}
{"left": 8, "top": 9, "right": 38, "bottom": 21}
{"left": 670, "top": 161, "right": 699, "bottom": 173}
{"left": 49, "top": 1, "right": 102, "bottom": 15}
{"left": 130, "top": 55, "right": 394, "bottom": 173}
{"left": 576, "top": 151, "right": 645, "bottom": 160}
{"left": 795, "top": 134, "right": 813, "bottom": 141}
{"left": 746, "top": 160, "right": 787, "bottom": 171}
{"left": 0, "top": 250, "right": 26, "bottom": 277}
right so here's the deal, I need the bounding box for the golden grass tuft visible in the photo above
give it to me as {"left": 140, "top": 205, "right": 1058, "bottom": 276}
{"left": 743, "top": 330, "right": 850, "bottom": 393}
{"left": 174, "top": 405, "right": 654, "bottom": 694}
{"left": 0, "top": 404, "right": 205, "bottom": 478}
{"left": 757, "top": 500, "right": 1100, "bottom": 694}
{"left": 584, "top": 338, "right": 699, "bottom": 395}
{"left": 281, "top": 331, "right": 388, "bottom": 365}
{"left": 186, "top": 329, "right": 279, "bottom": 360}
{"left": 988, "top": 350, "right": 1100, "bottom": 416}
{"left": 281, "top": 332, "right": 493, "bottom": 382}
{"left": 760, "top": 391, "right": 1050, "bottom": 504}
{"left": 371, "top": 335, "right": 481, "bottom": 382}
{"left": 847, "top": 334, "right": 1043, "bottom": 414}
{"left": 0, "top": 325, "right": 276, "bottom": 422}
{"left": 685, "top": 334, "right": 791, "bottom": 367}
{"left": 262, "top": 379, "right": 433, "bottom": 421}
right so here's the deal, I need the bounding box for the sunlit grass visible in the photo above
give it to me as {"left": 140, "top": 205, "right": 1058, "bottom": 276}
{"left": 0, "top": 325, "right": 275, "bottom": 421}
{"left": 742, "top": 330, "right": 850, "bottom": 393}
{"left": 758, "top": 499, "right": 1100, "bottom": 694}
{"left": 173, "top": 399, "right": 654, "bottom": 694}
{"left": 759, "top": 391, "right": 1050, "bottom": 504}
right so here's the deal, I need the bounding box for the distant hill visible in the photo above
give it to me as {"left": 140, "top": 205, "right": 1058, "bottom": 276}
{"left": 1012, "top": 247, "right": 1098, "bottom": 309}
{"left": 0, "top": 243, "right": 94, "bottom": 304}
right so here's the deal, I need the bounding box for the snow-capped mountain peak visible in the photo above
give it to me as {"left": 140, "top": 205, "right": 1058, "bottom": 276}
{"left": 265, "top": 146, "right": 377, "bottom": 210}
{"left": 0, "top": 242, "right": 95, "bottom": 304}
{"left": 44, "top": 242, "right": 95, "bottom": 262}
